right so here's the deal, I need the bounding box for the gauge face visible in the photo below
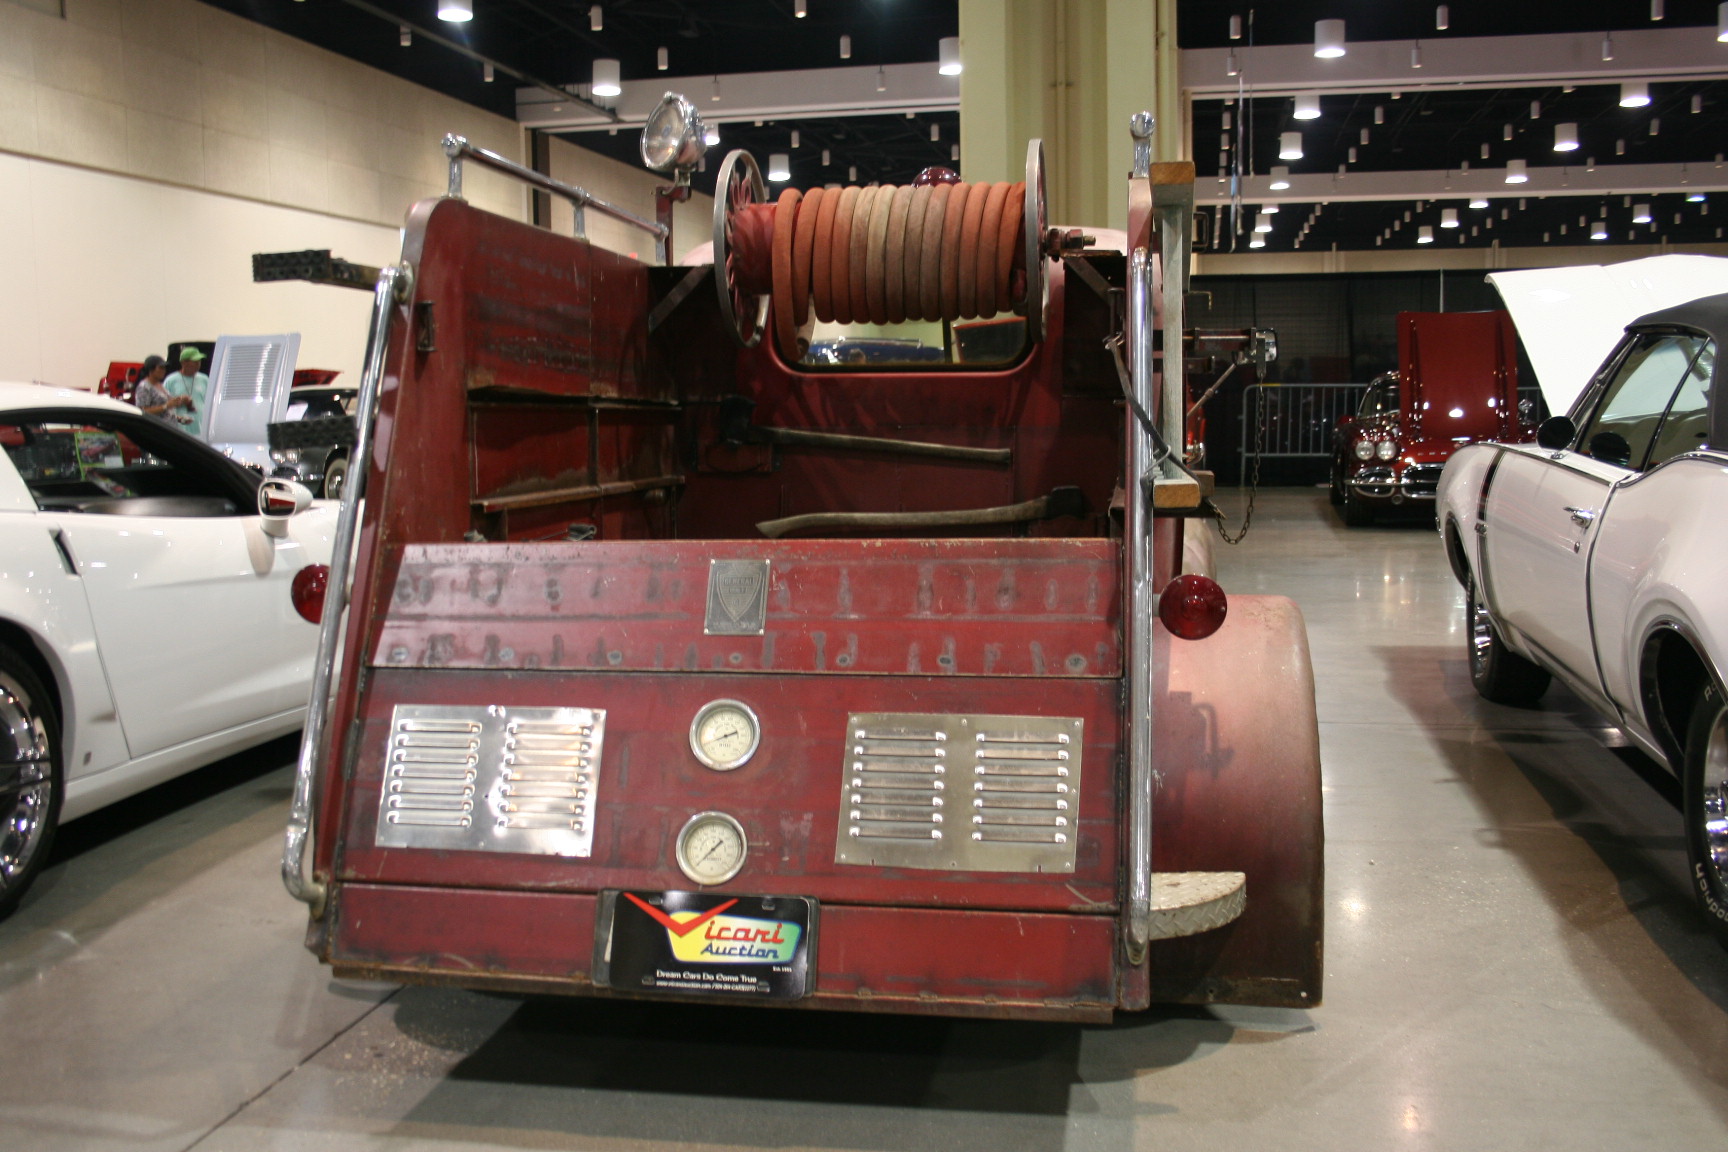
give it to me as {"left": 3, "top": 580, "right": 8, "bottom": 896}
{"left": 675, "top": 812, "right": 748, "bottom": 886}
{"left": 689, "top": 699, "right": 760, "bottom": 771}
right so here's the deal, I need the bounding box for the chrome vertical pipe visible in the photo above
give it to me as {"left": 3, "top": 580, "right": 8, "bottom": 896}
{"left": 1124, "top": 245, "right": 1157, "bottom": 963}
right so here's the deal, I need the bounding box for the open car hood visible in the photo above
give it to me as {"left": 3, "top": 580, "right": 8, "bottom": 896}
{"left": 1488, "top": 255, "right": 1728, "bottom": 415}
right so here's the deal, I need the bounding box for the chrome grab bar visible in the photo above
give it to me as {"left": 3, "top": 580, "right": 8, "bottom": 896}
{"left": 442, "top": 133, "right": 670, "bottom": 264}
{"left": 282, "top": 263, "right": 406, "bottom": 916}
{"left": 1124, "top": 244, "right": 1156, "bottom": 964}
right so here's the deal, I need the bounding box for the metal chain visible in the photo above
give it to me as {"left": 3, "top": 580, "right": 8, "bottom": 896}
{"left": 1215, "top": 384, "right": 1264, "bottom": 545}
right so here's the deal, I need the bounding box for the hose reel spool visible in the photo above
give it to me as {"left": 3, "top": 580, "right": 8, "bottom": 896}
{"left": 711, "top": 140, "right": 1052, "bottom": 359}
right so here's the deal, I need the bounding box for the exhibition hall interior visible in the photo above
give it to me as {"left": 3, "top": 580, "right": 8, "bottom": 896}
{"left": 3, "top": 1, "right": 1728, "bottom": 1149}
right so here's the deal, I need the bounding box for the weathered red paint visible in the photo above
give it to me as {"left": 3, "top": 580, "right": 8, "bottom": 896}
{"left": 330, "top": 884, "right": 1118, "bottom": 1023}
{"left": 377, "top": 538, "right": 1120, "bottom": 678}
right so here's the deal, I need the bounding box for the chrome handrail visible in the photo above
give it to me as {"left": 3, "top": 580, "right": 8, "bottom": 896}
{"left": 1124, "top": 245, "right": 1156, "bottom": 964}
{"left": 442, "top": 133, "right": 670, "bottom": 264}
{"left": 282, "top": 263, "right": 405, "bottom": 916}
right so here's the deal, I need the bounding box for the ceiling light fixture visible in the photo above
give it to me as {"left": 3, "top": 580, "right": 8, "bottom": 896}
{"left": 876, "top": 66, "right": 886, "bottom": 92}
{"left": 950, "top": 144, "right": 959, "bottom": 162}
{"left": 1620, "top": 82, "right": 1650, "bottom": 108}
{"left": 1602, "top": 32, "right": 1614, "bottom": 61}
{"left": 1503, "top": 123, "right": 1513, "bottom": 141}
{"left": 1436, "top": 5, "right": 1450, "bottom": 30}
{"left": 1651, "top": 117, "right": 1661, "bottom": 136}
{"left": 849, "top": 165, "right": 858, "bottom": 181}
{"left": 1294, "top": 93, "right": 1321, "bottom": 119}
{"left": 1633, "top": 203, "right": 1652, "bottom": 223}
{"left": 1262, "top": 202, "right": 1280, "bottom": 213}
{"left": 796, "top": 0, "right": 807, "bottom": 16}
{"left": 1280, "top": 131, "right": 1304, "bottom": 160}
{"left": 1470, "top": 196, "right": 1489, "bottom": 209}
{"left": 1689, "top": 191, "right": 1708, "bottom": 202}
{"left": 768, "top": 153, "right": 790, "bottom": 182}
{"left": 790, "top": 129, "right": 800, "bottom": 148}
{"left": 1591, "top": 219, "right": 1609, "bottom": 240}
{"left": 1554, "top": 123, "right": 1579, "bottom": 151}
{"left": 1505, "top": 159, "right": 1528, "bottom": 183}
{"left": 590, "top": 5, "right": 603, "bottom": 32}
{"left": 1374, "top": 105, "right": 1385, "bottom": 125}
{"left": 1720, "top": 2, "right": 1728, "bottom": 41}
{"left": 657, "top": 46, "right": 668, "bottom": 70}
{"left": 1249, "top": 235, "right": 1266, "bottom": 249}
{"left": 930, "top": 122, "right": 940, "bottom": 141}
{"left": 840, "top": 34, "right": 851, "bottom": 59}
{"left": 1254, "top": 212, "right": 1272, "bottom": 233}
{"left": 1441, "top": 208, "right": 1459, "bottom": 227}
{"left": 1411, "top": 41, "right": 1423, "bottom": 68}
{"left": 1418, "top": 225, "right": 1434, "bottom": 243}
{"left": 820, "top": 147, "right": 830, "bottom": 165}
{"left": 1360, "top": 127, "right": 1370, "bottom": 145}
{"left": 1652, "top": 0, "right": 1665, "bottom": 18}
{"left": 591, "top": 58, "right": 621, "bottom": 97}
{"left": 1226, "top": 48, "right": 1240, "bottom": 75}
{"left": 1314, "top": 19, "right": 1346, "bottom": 58}
{"left": 939, "top": 36, "right": 962, "bottom": 76}
{"left": 399, "top": 24, "right": 411, "bottom": 46}
{"left": 1480, "top": 142, "right": 1490, "bottom": 159}
{"left": 438, "top": 0, "right": 472, "bottom": 22}
{"left": 1230, "top": 15, "right": 1243, "bottom": 40}
{"left": 1270, "top": 166, "right": 1291, "bottom": 190}
{"left": 1693, "top": 93, "right": 1704, "bottom": 114}
{"left": 482, "top": 61, "right": 493, "bottom": 82}
{"left": 1347, "top": 147, "right": 1358, "bottom": 163}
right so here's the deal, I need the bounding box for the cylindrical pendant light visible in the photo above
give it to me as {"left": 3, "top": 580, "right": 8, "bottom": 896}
{"left": 438, "top": 0, "right": 473, "bottom": 22}
{"left": 768, "top": 153, "right": 790, "bottom": 182}
{"left": 1279, "top": 131, "right": 1304, "bottom": 160}
{"left": 1269, "top": 165, "right": 1291, "bottom": 190}
{"left": 1553, "top": 123, "right": 1579, "bottom": 152}
{"left": 1294, "top": 92, "right": 1322, "bottom": 120}
{"left": 1591, "top": 219, "right": 1609, "bottom": 240}
{"left": 1633, "top": 203, "right": 1652, "bottom": 223}
{"left": 1261, "top": 202, "right": 1280, "bottom": 213}
{"left": 1470, "top": 196, "right": 1489, "bottom": 209}
{"left": 1441, "top": 208, "right": 1459, "bottom": 228}
{"left": 1436, "top": 5, "right": 1449, "bottom": 30}
{"left": 839, "top": 34, "right": 852, "bottom": 59}
{"left": 1504, "top": 159, "right": 1528, "bottom": 183}
{"left": 1314, "top": 19, "right": 1346, "bottom": 58}
{"left": 1417, "top": 225, "right": 1434, "bottom": 243}
{"left": 939, "top": 36, "right": 962, "bottom": 76}
{"left": 591, "top": 58, "right": 621, "bottom": 97}
{"left": 1254, "top": 212, "right": 1272, "bottom": 233}
{"left": 1719, "top": 1, "right": 1728, "bottom": 41}
{"left": 1620, "top": 82, "right": 1650, "bottom": 108}
{"left": 657, "top": 46, "right": 669, "bottom": 71}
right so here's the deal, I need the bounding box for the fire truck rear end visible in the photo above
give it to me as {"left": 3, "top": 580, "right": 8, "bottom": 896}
{"left": 275, "top": 102, "right": 1323, "bottom": 1022}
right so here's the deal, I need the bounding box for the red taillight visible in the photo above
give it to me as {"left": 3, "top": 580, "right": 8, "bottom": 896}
{"left": 291, "top": 564, "right": 329, "bottom": 624}
{"left": 1157, "top": 574, "right": 1228, "bottom": 641}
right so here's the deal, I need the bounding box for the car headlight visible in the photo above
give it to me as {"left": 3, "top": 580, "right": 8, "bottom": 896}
{"left": 271, "top": 448, "right": 301, "bottom": 464}
{"left": 1376, "top": 440, "right": 1397, "bottom": 461}
{"left": 1353, "top": 439, "right": 1375, "bottom": 461}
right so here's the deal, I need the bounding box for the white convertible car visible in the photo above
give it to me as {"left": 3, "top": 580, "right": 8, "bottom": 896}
{"left": 1437, "top": 263, "right": 1728, "bottom": 947}
{"left": 0, "top": 383, "right": 336, "bottom": 916}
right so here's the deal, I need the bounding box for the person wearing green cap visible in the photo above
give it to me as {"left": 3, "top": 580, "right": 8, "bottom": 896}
{"left": 167, "top": 346, "right": 210, "bottom": 438}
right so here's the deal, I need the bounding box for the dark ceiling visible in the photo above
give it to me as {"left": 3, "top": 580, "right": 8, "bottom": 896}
{"left": 199, "top": 1, "right": 1728, "bottom": 250}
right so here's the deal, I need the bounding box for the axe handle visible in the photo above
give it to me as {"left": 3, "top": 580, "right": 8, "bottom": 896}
{"left": 757, "top": 494, "right": 1053, "bottom": 539}
{"left": 757, "top": 426, "right": 1012, "bottom": 465}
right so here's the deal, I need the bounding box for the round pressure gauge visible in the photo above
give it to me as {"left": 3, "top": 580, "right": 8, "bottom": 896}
{"left": 689, "top": 699, "right": 761, "bottom": 771}
{"left": 675, "top": 811, "right": 748, "bottom": 886}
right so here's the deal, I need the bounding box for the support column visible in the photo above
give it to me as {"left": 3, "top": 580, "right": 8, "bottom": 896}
{"left": 958, "top": 0, "right": 1184, "bottom": 230}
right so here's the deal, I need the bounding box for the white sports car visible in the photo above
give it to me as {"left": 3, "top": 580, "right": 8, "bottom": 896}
{"left": 0, "top": 382, "right": 336, "bottom": 916}
{"left": 1437, "top": 269, "right": 1728, "bottom": 947}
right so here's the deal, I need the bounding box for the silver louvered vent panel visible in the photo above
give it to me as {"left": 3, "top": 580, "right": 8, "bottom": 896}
{"left": 374, "top": 704, "right": 604, "bottom": 857}
{"left": 835, "top": 712, "right": 1082, "bottom": 874}
{"left": 217, "top": 343, "right": 280, "bottom": 402}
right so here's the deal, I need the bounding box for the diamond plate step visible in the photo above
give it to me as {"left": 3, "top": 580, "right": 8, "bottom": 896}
{"left": 1147, "top": 871, "right": 1247, "bottom": 940}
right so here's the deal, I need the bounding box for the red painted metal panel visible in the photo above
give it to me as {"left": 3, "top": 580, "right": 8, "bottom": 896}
{"left": 1397, "top": 310, "right": 1523, "bottom": 443}
{"left": 335, "top": 667, "right": 1121, "bottom": 913}
{"left": 328, "top": 883, "right": 1118, "bottom": 1021}
{"left": 375, "top": 538, "right": 1121, "bottom": 678}
{"left": 470, "top": 403, "right": 594, "bottom": 501}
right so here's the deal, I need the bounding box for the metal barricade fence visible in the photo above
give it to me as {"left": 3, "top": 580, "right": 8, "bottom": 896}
{"left": 1237, "top": 383, "right": 1368, "bottom": 480}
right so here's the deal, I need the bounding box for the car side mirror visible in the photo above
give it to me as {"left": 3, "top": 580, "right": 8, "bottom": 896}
{"left": 259, "top": 478, "right": 313, "bottom": 538}
{"left": 1536, "top": 415, "right": 1576, "bottom": 451}
{"left": 1588, "top": 430, "right": 1633, "bottom": 468}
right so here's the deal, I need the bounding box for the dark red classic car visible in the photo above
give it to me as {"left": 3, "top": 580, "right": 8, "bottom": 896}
{"left": 1330, "top": 309, "right": 1535, "bottom": 525}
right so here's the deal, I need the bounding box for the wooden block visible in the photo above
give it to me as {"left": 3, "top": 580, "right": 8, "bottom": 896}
{"left": 1152, "top": 476, "right": 1201, "bottom": 508}
{"left": 1151, "top": 161, "right": 1197, "bottom": 186}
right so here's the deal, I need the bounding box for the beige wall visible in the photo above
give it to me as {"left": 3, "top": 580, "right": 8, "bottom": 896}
{"left": 545, "top": 135, "right": 714, "bottom": 265}
{"left": 0, "top": 0, "right": 706, "bottom": 387}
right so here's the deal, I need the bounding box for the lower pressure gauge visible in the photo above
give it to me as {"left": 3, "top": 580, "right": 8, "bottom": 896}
{"left": 675, "top": 811, "right": 748, "bottom": 886}
{"left": 689, "top": 699, "right": 760, "bottom": 771}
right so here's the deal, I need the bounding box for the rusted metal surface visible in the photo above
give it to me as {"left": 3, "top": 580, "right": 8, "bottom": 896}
{"left": 375, "top": 538, "right": 1121, "bottom": 678}
{"left": 333, "top": 667, "right": 1121, "bottom": 913}
{"left": 328, "top": 883, "right": 1118, "bottom": 1023}
{"left": 1141, "top": 594, "right": 1325, "bottom": 1008}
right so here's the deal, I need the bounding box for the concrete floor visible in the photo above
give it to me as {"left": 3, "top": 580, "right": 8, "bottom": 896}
{"left": 3, "top": 487, "right": 1726, "bottom": 1151}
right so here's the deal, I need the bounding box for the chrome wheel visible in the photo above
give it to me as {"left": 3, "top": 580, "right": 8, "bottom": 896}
{"left": 0, "top": 664, "right": 57, "bottom": 910}
{"left": 1469, "top": 582, "right": 1494, "bottom": 680}
{"left": 1700, "top": 702, "right": 1728, "bottom": 894}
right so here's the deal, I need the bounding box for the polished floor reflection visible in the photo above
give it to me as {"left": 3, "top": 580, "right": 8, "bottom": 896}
{"left": 1, "top": 488, "right": 1725, "bottom": 1151}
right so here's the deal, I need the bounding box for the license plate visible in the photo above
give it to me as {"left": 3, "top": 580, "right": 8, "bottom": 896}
{"left": 593, "top": 891, "right": 816, "bottom": 1001}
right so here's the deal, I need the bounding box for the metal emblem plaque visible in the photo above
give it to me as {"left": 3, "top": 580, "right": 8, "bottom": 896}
{"left": 705, "top": 559, "right": 770, "bottom": 635}
{"left": 834, "top": 712, "right": 1083, "bottom": 874}
{"left": 374, "top": 704, "right": 605, "bottom": 857}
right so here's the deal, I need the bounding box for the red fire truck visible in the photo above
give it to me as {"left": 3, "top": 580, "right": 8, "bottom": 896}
{"left": 272, "top": 98, "right": 1322, "bottom": 1021}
